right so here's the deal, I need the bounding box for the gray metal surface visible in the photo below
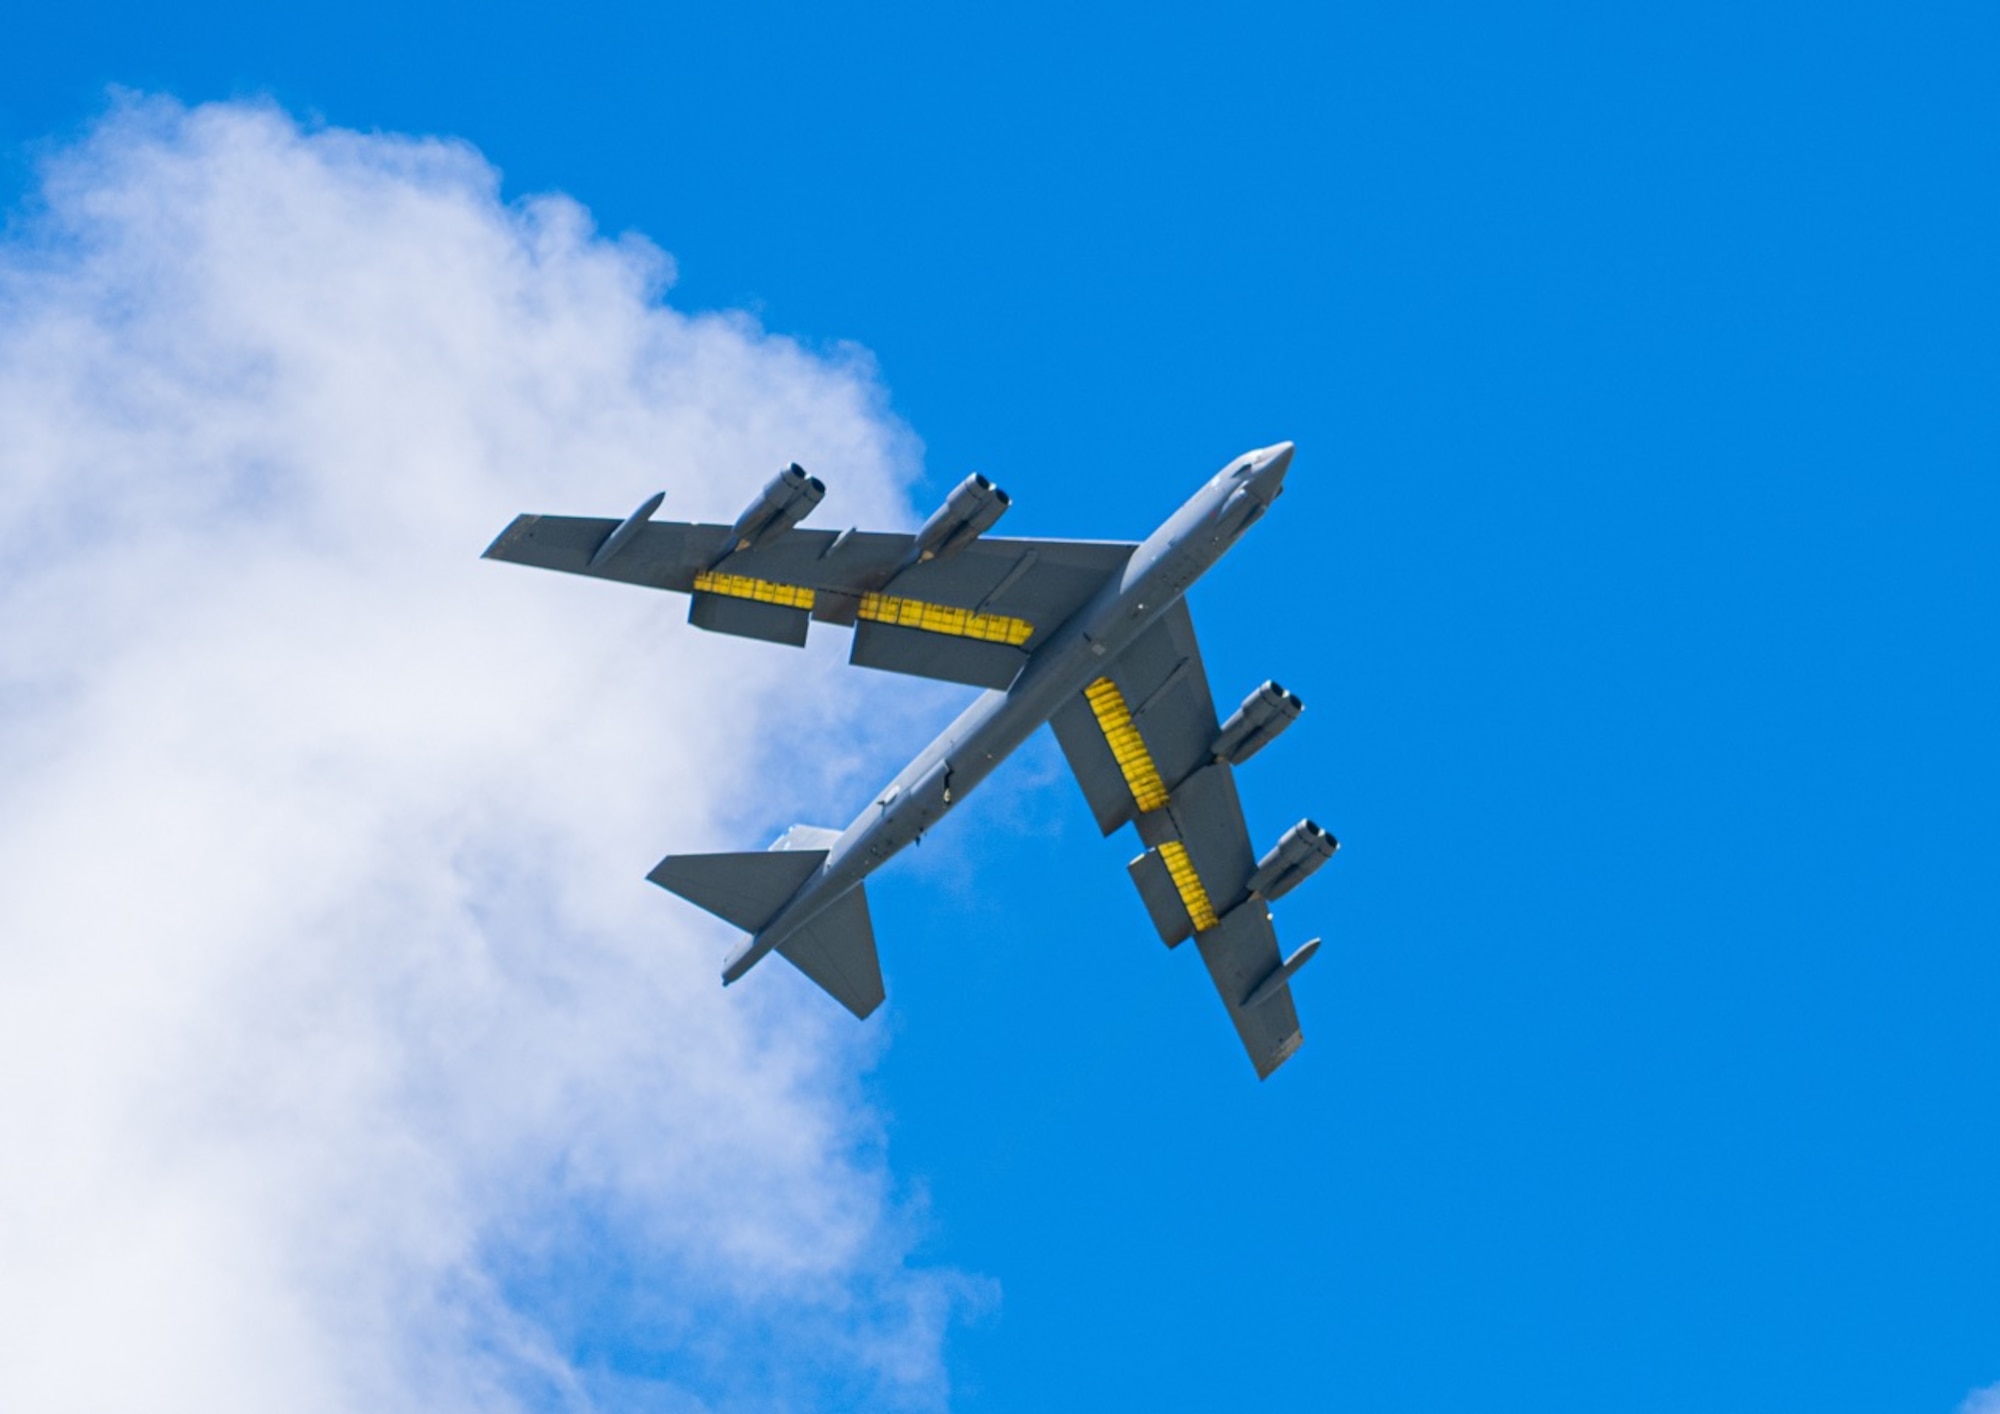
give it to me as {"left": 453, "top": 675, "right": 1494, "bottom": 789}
{"left": 1194, "top": 903, "right": 1305, "bottom": 1079}
{"left": 486, "top": 441, "right": 1335, "bottom": 1079}
{"left": 687, "top": 592, "right": 810, "bottom": 647}
{"left": 776, "top": 886, "right": 883, "bottom": 1019}
{"left": 645, "top": 848, "right": 822, "bottom": 933}
{"left": 1128, "top": 846, "right": 1197, "bottom": 947}
{"left": 849, "top": 619, "right": 1026, "bottom": 689}
{"left": 482, "top": 516, "right": 1135, "bottom": 641}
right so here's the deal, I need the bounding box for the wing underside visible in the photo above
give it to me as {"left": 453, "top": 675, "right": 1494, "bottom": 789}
{"left": 483, "top": 513, "right": 1134, "bottom": 689}
{"left": 1050, "top": 600, "right": 1310, "bottom": 1079}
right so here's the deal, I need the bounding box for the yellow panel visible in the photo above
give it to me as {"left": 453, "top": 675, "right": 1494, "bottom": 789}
{"left": 1158, "top": 840, "right": 1220, "bottom": 933}
{"left": 691, "top": 570, "right": 816, "bottom": 611}
{"left": 855, "top": 593, "right": 1034, "bottom": 647}
{"left": 1083, "top": 676, "right": 1170, "bottom": 812}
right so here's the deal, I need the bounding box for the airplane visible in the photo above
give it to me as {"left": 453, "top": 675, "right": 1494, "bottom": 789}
{"left": 482, "top": 441, "right": 1337, "bottom": 1078}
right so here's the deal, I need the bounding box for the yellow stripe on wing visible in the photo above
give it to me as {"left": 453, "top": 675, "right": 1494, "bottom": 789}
{"left": 1084, "top": 676, "right": 1221, "bottom": 934}
{"left": 1083, "top": 677, "right": 1170, "bottom": 813}
{"left": 691, "top": 571, "right": 816, "bottom": 610}
{"left": 856, "top": 593, "right": 1034, "bottom": 646}
{"left": 1157, "top": 840, "right": 1220, "bottom": 933}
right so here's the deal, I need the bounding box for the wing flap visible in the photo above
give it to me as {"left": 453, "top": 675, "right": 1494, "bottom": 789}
{"left": 1127, "top": 845, "right": 1198, "bottom": 946}
{"left": 688, "top": 591, "right": 812, "bottom": 647}
{"left": 850, "top": 620, "right": 1027, "bottom": 689}
{"left": 1050, "top": 692, "right": 1138, "bottom": 835}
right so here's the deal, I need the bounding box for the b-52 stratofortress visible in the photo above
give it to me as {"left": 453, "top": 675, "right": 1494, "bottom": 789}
{"left": 483, "top": 442, "right": 1337, "bottom": 1077}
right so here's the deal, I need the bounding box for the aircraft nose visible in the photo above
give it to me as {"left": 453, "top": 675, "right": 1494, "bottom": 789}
{"left": 1246, "top": 441, "right": 1294, "bottom": 500}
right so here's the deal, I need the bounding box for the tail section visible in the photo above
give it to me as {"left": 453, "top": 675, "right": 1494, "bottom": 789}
{"left": 777, "top": 884, "right": 884, "bottom": 1019}
{"left": 647, "top": 847, "right": 823, "bottom": 933}
{"left": 649, "top": 824, "right": 885, "bottom": 1019}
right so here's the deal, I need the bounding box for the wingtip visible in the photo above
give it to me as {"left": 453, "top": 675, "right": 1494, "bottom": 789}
{"left": 1255, "top": 1029, "right": 1305, "bottom": 1080}
{"left": 480, "top": 514, "right": 537, "bottom": 561}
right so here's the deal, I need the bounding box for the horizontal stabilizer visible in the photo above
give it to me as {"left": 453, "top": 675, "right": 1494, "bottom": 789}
{"left": 777, "top": 885, "right": 885, "bottom": 1019}
{"left": 648, "top": 847, "right": 824, "bottom": 933}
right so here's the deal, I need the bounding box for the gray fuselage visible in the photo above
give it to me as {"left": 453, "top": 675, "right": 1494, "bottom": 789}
{"left": 722, "top": 441, "right": 1294, "bottom": 983}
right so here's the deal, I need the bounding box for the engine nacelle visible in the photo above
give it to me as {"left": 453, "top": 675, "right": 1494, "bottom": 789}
{"left": 914, "top": 473, "right": 1011, "bottom": 561}
{"left": 1246, "top": 820, "right": 1338, "bottom": 902}
{"left": 729, "top": 463, "right": 825, "bottom": 551}
{"left": 1211, "top": 681, "right": 1304, "bottom": 766}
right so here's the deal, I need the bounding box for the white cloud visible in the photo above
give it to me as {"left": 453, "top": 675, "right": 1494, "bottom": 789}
{"left": 1963, "top": 1384, "right": 2000, "bottom": 1414}
{"left": 0, "top": 96, "right": 979, "bottom": 1413}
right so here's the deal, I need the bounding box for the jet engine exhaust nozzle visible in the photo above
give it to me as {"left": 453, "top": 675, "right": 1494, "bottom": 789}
{"left": 727, "top": 463, "right": 826, "bottom": 554}
{"left": 915, "top": 473, "right": 1011, "bottom": 561}
{"left": 1212, "top": 680, "right": 1304, "bottom": 766}
{"left": 1247, "top": 820, "right": 1338, "bottom": 902}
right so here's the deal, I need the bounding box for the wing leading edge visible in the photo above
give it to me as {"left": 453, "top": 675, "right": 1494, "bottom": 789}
{"left": 1050, "top": 599, "right": 1328, "bottom": 1079}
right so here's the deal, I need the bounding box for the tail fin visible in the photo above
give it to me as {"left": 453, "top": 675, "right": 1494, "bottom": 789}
{"left": 648, "top": 847, "right": 823, "bottom": 933}
{"left": 648, "top": 825, "right": 884, "bottom": 1018}
{"left": 777, "top": 884, "right": 884, "bottom": 1019}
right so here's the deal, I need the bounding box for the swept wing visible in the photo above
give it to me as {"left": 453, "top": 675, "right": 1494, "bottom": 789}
{"left": 1050, "top": 600, "right": 1317, "bottom": 1078}
{"left": 483, "top": 512, "right": 1134, "bottom": 689}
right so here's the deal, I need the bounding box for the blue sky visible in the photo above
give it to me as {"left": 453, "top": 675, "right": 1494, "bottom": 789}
{"left": 3, "top": 3, "right": 1996, "bottom": 1411}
